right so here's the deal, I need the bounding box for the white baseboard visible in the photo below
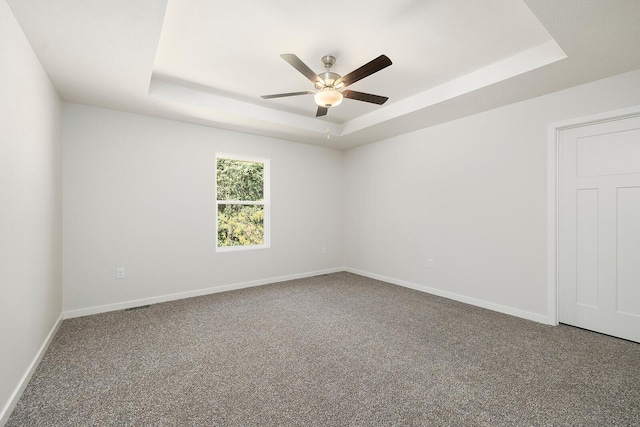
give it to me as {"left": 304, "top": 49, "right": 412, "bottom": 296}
{"left": 63, "top": 267, "right": 345, "bottom": 319}
{"left": 64, "top": 266, "right": 551, "bottom": 324}
{"left": 0, "top": 314, "right": 63, "bottom": 426}
{"left": 345, "top": 267, "right": 550, "bottom": 325}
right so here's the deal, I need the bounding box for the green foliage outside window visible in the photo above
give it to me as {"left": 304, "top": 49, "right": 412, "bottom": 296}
{"left": 217, "top": 205, "right": 264, "bottom": 246}
{"left": 216, "top": 158, "right": 265, "bottom": 247}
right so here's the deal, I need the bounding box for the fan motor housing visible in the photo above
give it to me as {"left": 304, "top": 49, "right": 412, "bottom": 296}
{"left": 316, "top": 71, "right": 341, "bottom": 89}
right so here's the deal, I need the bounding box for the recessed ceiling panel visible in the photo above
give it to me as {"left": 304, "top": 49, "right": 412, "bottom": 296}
{"left": 153, "top": 0, "right": 554, "bottom": 122}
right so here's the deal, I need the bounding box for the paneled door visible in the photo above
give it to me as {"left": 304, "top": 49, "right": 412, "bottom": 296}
{"left": 558, "top": 115, "right": 640, "bottom": 343}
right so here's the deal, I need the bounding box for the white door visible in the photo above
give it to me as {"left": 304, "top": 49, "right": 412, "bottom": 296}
{"left": 558, "top": 115, "right": 640, "bottom": 343}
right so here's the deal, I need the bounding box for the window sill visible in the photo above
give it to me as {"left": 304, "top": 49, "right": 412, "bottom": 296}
{"left": 216, "top": 244, "right": 270, "bottom": 253}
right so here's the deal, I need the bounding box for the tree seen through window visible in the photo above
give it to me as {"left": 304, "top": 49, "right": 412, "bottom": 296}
{"left": 216, "top": 157, "right": 268, "bottom": 248}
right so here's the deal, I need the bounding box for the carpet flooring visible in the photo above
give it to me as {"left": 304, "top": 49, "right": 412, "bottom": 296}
{"left": 7, "top": 272, "right": 640, "bottom": 426}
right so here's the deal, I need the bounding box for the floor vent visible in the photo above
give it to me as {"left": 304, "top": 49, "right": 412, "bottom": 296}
{"left": 124, "top": 305, "right": 150, "bottom": 312}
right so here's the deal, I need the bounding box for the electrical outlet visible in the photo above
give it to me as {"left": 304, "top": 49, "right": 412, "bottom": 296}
{"left": 322, "top": 247, "right": 327, "bottom": 255}
{"left": 116, "top": 268, "right": 125, "bottom": 279}
{"left": 427, "top": 259, "right": 433, "bottom": 268}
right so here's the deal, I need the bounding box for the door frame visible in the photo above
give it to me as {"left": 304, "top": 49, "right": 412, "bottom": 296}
{"left": 546, "top": 104, "right": 640, "bottom": 326}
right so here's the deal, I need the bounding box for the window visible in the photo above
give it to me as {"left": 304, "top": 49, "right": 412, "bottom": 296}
{"left": 216, "top": 154, "right": 270, "bottom": 251}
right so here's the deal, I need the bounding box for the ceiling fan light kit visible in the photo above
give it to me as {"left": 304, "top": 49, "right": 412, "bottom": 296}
{"left": 261, "top": 53, "right": 392, "bottom": 118}
{"left": 314, "top": 88, "right": 343, "bottom": 108}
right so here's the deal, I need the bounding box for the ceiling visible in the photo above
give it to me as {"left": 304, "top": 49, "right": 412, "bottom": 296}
{"left": 7, "top": 0, "right": 640, "bottom": 149}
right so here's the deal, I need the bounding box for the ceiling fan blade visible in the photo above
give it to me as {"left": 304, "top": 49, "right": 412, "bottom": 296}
{"left": 342, "top": 90, "right": 389, "bottom": 105}
{"left": 261, "top": 91, "right": 314, "bottom": 99}
{"left": 281, "top": 54, "right": 323, "bottom": 85}
{"left": 336, "top": 55, "right": 392, "bottom": 88}
{"left": 316, "top": 106, "right": 328, "bottom": 117}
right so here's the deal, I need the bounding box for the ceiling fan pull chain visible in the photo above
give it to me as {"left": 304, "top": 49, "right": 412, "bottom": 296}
{"left": 326, "top": 108, "right": 330, "bottom": 141}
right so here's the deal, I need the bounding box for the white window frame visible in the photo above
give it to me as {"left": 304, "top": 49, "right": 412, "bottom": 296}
{"left": 215, "top": 153, "right": 270, "bottom": 252}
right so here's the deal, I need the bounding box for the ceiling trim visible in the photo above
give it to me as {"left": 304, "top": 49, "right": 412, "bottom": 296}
{"left": 150, "top": 39, "right": 566, "bottom": 139}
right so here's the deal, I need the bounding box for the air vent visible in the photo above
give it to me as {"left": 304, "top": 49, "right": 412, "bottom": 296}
{"left": 124, "top": 305, "right": 150, "bottom": 312}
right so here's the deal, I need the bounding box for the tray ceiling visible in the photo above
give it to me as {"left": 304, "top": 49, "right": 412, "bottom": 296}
{"left": 7, "top": 0, "right": 640, "bottom": 148}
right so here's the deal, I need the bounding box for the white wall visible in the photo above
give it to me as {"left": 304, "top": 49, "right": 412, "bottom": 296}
{"left": 2, "top": 1, "right": 640, "bottom": 415}
{"left": 62, "top": 104, "right": 344, "bottom": 313}
{"left": 344, "top": 69, "right": 640, "bottom": 322}
{"left": 0, "top": 0, "right": 62, "bottom": 422}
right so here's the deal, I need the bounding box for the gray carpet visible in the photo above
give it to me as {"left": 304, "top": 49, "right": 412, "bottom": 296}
{"left": 7, "top": 272, "right": 640, "bottom": 426}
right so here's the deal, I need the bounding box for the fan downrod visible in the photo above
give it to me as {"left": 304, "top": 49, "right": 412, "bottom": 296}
{"left": 317, "top": 55, "right": 341, "bottom": 89}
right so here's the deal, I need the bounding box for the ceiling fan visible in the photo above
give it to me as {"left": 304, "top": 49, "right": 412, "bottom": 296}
{"left": 261, "top": 53, "right": 392, "bottom": 117}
